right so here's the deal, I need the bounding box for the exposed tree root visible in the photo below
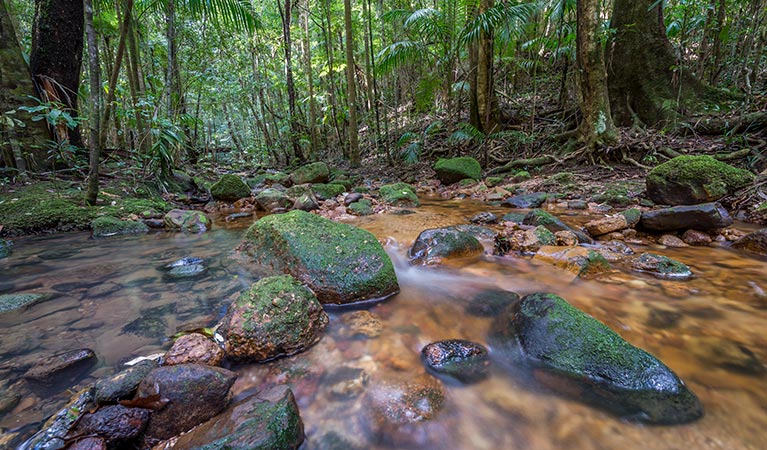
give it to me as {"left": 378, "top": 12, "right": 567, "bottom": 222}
{"left": 487, "top": 156, "right": 558, "bottom": 174}
{"left": 675, "top": 112, "right": 767, "bottom": 136}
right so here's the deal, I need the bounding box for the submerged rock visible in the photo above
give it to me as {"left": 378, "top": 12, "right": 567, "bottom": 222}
{"left": 503, "top": 192, "right": 548, "bottom": 209}
{"left": 421, "top": 339, "right": 490, "bottom": 383}
{"left": 338, "top": 310, "right": 383, "bottom": 339}
{"left": 533, "top": 246, "right": 612, "bottom": 279}
{"left": 631, "top": 253, "right": 693, "bottom": 280}
{"left": 494, "top": 225, "right": 557, "bottom": 255}
{"left": 19, "top": 389, "right": 95, "bottom": 450}
{"left": 237, "top": 210, "right": 399, "bottom": 305}
{"left": 164, "top": 333, "right": 224, "bottom": 367}
{"left": 640, "top": 202, "right": 733, "bottom": 231}
{"left": 470, "top": 212, "right": 498, "bottom": 224}
{"left": 163, "top": 209, "right": 211, "bottom": 233}
{"left": 162, "top": 257, "right": 208, "bottom": 279}
{"left": 434, "top": 157, "right": 482, "bottom": 184}
{"left": 291, "top": 161, "right": 330, "bottom": 185}
{"left": 91, "top": 216, "right": 149, "bottom": 238}
{"left": 731, "top": 228, "right": 767, "bottom": 257}
{"left": 523, "top": 209, "right": 593, "bottom": 243}
{"left": 135, "top": 364, "right": 237, "bottom": 440}
{"left": 219, "top": 275, "right": 328, "bottom": 363}
{"left": 23, "top": 348, "right": 96, "bottom": 383}
{"left": 465, "top": 288, "right": 520, "bottom": 317}
{"left": 489, "top": 293, "right": 703, "bottom": 424}
{"left": 379, "top": 182, "right": 419, "bottom": 207}
{"left": 171, "top": 385, "right": 304, "bottom": 450}
{"left": 409, "top": 227, "right": 484, "bottom": 265}
{"left": 646, "top": 155, "right": 755, "bottom": 205}
{"left": 210, "top": 174, "right": 251, "bottom": 202}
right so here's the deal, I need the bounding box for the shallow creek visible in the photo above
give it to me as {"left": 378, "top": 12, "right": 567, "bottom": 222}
{"left": 1, "top": 197, "right": 766, "bottom": 449}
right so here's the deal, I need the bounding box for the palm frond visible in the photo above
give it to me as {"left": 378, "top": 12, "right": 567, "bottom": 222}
{"left": 376, "top": 40, "right": 429, "bottom": 73}
{"left": 460, "top": 1, "right": 539, "bottom": 47}
{"left": 404, "top": 8, "right": 448, "bottom": 41}
{"left": 185, "top": 0, "right": 259, "bottom": 32}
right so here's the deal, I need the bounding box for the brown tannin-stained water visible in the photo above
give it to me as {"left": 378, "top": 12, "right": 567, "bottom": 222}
{"left": 1, "top": 197, "right": 766, "bottom": 449}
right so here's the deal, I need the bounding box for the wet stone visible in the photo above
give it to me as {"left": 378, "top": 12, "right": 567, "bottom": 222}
{"left": 94, "top": 360, "right": 159, "bottom": 404}
{"left": 409, "top": 227, "right": 484, "bottom": 265}
{"left": 688, "top": 336, "right": 766, "bottom": 375}
{"left": 421, "top": 339, "right": 490, "bottom": 384}
{"left": 68, "top": 437, "right": 107, "bottom": 450}
{"left": 647, "top": 308, "right": 683, "bottom": 329}
{"left": 344, "top": 192, "right": 364, "bottom": 206}
{"left": 501, "top": 212, "right": 526, "bottom": 224}
{"left": 659, "top": 234, "right": 688, "bottom": 247}
{"left": 466, "top": 288, "right": 520, "bottom": 317}
{"left": 631, "top": 253, "right": 693, "bottom": 280}
{"left": 338, "top": 310, "right": 383, "bottom": 339}
{"left": 164, "top": 333, "right": 224, "bottom": 367}
{"left": 122, "top": 316, "right": 168, "bottom": 339}
{"left": 23, "top": 348, "right": 97, "bottom": 383}
{"left": 73, "top": 404, "right": 150, "bottom": 444}
{"left": 0, "top": 293, "right": 50, "bottom": 314}
{"left": 503, "top": 192, "right": 548, "bottom": 209}
{"left": 682, "top": 229, "right": 713, "bottom": 245}
{"left": 0, "top": 383, "right": 20, "bottom": 415}
{"left": 470, "top": 212, "right": 498, "bottom": 224}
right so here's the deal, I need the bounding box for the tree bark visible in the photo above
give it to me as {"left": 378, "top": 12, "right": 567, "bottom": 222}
{"left": 301, "top": 0, "right": 318, "bottom": 158}
{"left": 84, "top": 0, "right": 100, "bottom": 205}
{"left": 30, "top": 0, "right": 84, "bottom": 149}
{"left": 608, "top": 0, "right": 708, "bottom": 126}
{"left": 469, "top": 0, "right": 499, "bottom": 134}
{"left": 343, "top": 0, "right": 360, "bottom": 166}
{"left": 575, "top": 0, "right": 617, "bottom": 147}
{"left": 278, "top": 0, "right": 304, "bottom": 163}
{"left": 99, "top": 0, "right": 133, "bottom": 148}
{"left": 0, "top": 0, "right": 50, "bottom": 169}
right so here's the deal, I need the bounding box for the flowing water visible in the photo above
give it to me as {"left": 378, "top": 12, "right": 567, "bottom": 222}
{"left": 1, "top": 198, "right": 766, "bottom": 449}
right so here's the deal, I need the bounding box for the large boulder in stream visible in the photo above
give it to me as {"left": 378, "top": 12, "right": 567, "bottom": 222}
{"left": 379, "top": 182, "right": 419, "bottom": 207}
{"left": 210, "top": 174, "right": 251, "bottom": 202}
{"left": 236, "top": 210, "right": 399, "bottom": 305}
{"left": 731, "top": 228, "right": 767, "bottom": 257}
{"left": 489, "top": 293, "right": 703, "bottom": 424}
{"left": 135, "top": 363, "right": 237, "bottom": 440}
{"left": 646, "top": 155, "right": 755, "bottom": 205}
{"left": 171, "top": 385, "right": 304, "bottom": 450}
{"left": 409, "top": 227, "right": 484, "bottom": 265}
{"left": 523, "top": 209, "right": 593, "bottom": 244}
{"left": 163, "top": 209, "right": 211, "bottom": 233}
{"left": 91, "top": 216, "right": 149, "bottom": 238}
{"left": 433, "top": 157, "right": 482, "bottom": 184}
{"left": 219, "top": 275, "right": 328, "bottom": 362}
{"left": 640, "top": 202, "right": 732, "bottom": 231}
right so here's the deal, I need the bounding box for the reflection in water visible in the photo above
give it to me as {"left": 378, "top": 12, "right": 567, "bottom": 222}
{"left": 1, "top": 197, "right": 765, "bottom": 449}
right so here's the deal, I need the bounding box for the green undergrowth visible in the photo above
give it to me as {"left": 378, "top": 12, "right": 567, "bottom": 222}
{"left": 0, "top": 182, "right": 170, "bottom": 235}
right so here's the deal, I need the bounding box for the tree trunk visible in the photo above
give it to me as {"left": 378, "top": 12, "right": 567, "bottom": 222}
{"left": 608, "top": 0, "right": 708, "bottom": 126}
{"left": 30, "top": 0, "right": 84, "bottom": 149}
{"left": 100, "top": 0, "right": 132, "bottom": 148}
{"left": 343, "top": 0, "right": 360, "bottom": 166}
{"left": 301, "top": 0, "right": 318, "bottom": 158}
{"left": 323, "top": 0, "right": 343, "bottom": 148}
{"left": 576, "top": 0, "right": 617, "bottom": 147}
{"left": 0, "top": 0, "right": 50, "bottom": 169}
{"left": 469, "top": 0, "right": 498, "bottom": 134}
{"left": 278, "top": 0, "right": 303, "bottom": 163}
{"left": 84, "top": 0, "right": 100, "bottom": 205}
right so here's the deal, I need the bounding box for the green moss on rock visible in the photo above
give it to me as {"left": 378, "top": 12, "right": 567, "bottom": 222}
{"left": 409, "top": 227, "right": 484, "bottom": 265}
{"left": 291, "top": 162, "right": 330, "bottom": 185}
{"left": 311, "top": 183, "right": 346, "bottom": 201}
{"left": 379, "top": 182, "right": 419, "bottom": 207}
{"left": 349, "top": 199, "right": 374, "bottom": 216}
{"left": 620, "top": 208, "right": 642, "bottom": 226}
{"left": 210, "top": 174, "right": 251, "bottom": 202}
{"left": 489, "top": 292, "right": 703, "bottom": 424}
{"left": 631, "top": 253, "right": 693, "bottom": 279}
{"left": 646, "top": 155, "right": 755, "bottom": 205}
{"left": 433, "top": 157, "right": 482, "bottom": 185}
{"left": 91, "top": 216, "right": 149, "bottom": 238}
{"left": 237, "top": 210, "right": 399, "bottom": 305}
{"left": 0, "top": 293, "right": 49, "bottom": 314}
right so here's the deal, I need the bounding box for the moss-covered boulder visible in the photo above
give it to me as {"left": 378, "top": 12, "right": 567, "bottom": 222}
{"left": 219, "top": 275, "right": 328, "bottom": 362}
{"left": 489, "top": 293, "right": 703, "bottom": 424}
{"left": 91, "top": 216, "right": 149, "bottom": 238}
{"left": 409, "top": 227, "right": 484, "bottom": 265}
{"left": 311, "top": 183, "right": 346, "bottom": 201}
{"left": 523, "top": 209, "right": 593, "bottom": 244}
{"left": 646, "top": 155, "right": 755, "bottom": 205}
{"left": 533, "top": 246, "right": 612, "bottom": 279}
{"left": 0, "top": 239, "right": 13, "bottom": 259}
{"left": 631, "top": 253, "right": 693, "bottom": 280}
{"left": 255, "top": 188, "right": 293, "bottom": 212}
{"left": 433, "top": 157, "right": 482, "bottom": 185}
{"left": 348, "top": 199, "right": 374, "bottom": 216}
{"left": 164, "top": 209, "right": 211, "bottom": 233}
{"left": 237, "top": 210, "right": 399, "bottom": 305}
{"left": 291, "top": 162, "right": 330, "bottom": 185}
{"left": 210, "top": 174, "right": 251, "bottom": 202}
{"left": 171, "top": 385, "right": 304, "bottom": 450}
{"left": 379, "top": 182, "right": 419, "bottom": 207}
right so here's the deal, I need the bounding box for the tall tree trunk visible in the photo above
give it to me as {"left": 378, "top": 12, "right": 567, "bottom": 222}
{"left": 343, "top": 0, "right": 360, "bottom": 166}
{"left": 100, "top": 0, "right": 133, "bottom": 148}
{"left": 469, "top": 0, "right": 498, "bottom": 134}
{"left": 0, "top": 0, "right": 50, "bottom": 170}
{"left": 278, "top": 0, "right": 304, "bottom": 163}
{"left": 608, "top": 0, "right": 709, "bottom": 126}
{"left": 323, "top": 0, "right": 343, "bottom": 148}
{"left": 302, "top": 0, "right": 318, "bottom": 158}
{"left": 30, "top": 0, "right": 84, "bottom": 149}
{"left": 165, "top": 0, "right": 183, "bottom": 119}
{"left": 84, "top": 0, "right": 100, "bottom": 204}
{"left": 576, "top": 0, "right": 617, "bottom": 147}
